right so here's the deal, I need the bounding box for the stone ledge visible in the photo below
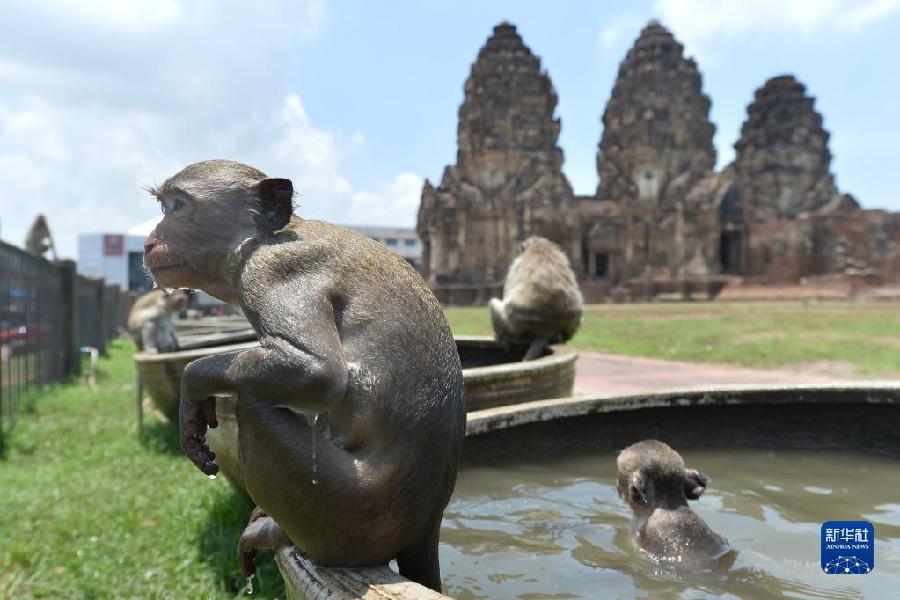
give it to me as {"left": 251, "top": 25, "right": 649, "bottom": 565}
{"left": 465, "top": 381, "right": 900, "bottom": 436}
{"left": 275, "top": 546, "right": 448, "bottom": 600}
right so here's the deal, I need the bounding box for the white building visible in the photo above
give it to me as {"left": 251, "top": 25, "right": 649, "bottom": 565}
{"left": 77, "top": 232, "right": 152, "bottom": 292}
{"left": 77, "top": 219, "right": 422, "bottom": 295}
{"left": 342, "top": 225, "right": 421, "bottom": 268}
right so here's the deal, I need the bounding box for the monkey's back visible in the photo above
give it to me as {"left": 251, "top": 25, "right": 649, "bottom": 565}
{"left": 498, "top": 238, "right": 583, "bottom": 343}
{"left": 244, "top": 218, "right": 466, "bottom": 516}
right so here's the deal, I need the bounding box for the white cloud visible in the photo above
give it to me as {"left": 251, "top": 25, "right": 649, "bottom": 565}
{"left": 652, "top": 0, "right": 900, "bottom": 58}
{"left": 0, "top": 0, "right": 419, "bottom": 258}
{"left": 598, "top": 13, "right": 646, "bottom": 50}
{"left": 349, "top": 172, "right": 424, "bottom": 228}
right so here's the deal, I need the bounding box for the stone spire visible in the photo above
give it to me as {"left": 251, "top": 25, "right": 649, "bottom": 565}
{"left": 589, "top": 20, "right": 718, "bottom": 281}
{"left": 732, "top": 74, "right": 856, "bottom": 221}
{"left": 596, "top": 20, "right": 716, "bottom": 207}
{"left": 417, "top": 22, "right": 581, "bottom": 300}
{"left": 455, "top": 21, "right": 564, "bottom": 183}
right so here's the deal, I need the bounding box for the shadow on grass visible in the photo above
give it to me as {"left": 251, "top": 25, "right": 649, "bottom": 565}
{"left": 138, "top": 419, "right": 182, "bottom": 455}
{"left": 201, "top": 487, "right": 285, "bottom": 599}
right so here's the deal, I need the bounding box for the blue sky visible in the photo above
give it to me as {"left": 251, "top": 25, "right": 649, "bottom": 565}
{"left": 0, "top": 0, "right": 897, "bottom": 257}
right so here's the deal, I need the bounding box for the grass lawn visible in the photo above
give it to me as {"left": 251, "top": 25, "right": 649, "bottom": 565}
{"left": 446, "top": 301, "right": 900, "bottom": 377}
{"left": 0, "top": 340, "right": 283, "bottom": 599}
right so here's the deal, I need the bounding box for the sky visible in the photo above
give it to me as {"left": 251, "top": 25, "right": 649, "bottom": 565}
{"left": 0, "top": 0, "right": 898, "bottom": 258}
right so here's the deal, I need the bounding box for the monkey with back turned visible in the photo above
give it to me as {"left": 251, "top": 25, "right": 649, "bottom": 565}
{"left": 489, "top": 236, "right": 583, "bottom": 360}
{"left": 617, "top": 440, "right": 732, "bottom": 569}
{"left": 142, "top": 160, "right": 465, "bottom": 591}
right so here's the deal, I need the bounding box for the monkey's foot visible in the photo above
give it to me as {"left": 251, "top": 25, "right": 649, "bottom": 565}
{"left": 237, "top": 509, "right": 291, "bottom": 576}
{"left": 179, "top": 396, "right": 219, "bottom": 476}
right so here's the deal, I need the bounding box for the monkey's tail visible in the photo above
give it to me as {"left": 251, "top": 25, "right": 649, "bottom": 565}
{"left": 523, "top": 337, "right": 549, "bottom": 361}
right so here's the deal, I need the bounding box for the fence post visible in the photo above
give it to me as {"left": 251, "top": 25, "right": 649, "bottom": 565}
{"left": 97, "top": 282, "right": 108, "bottom": 356}
{"left": 55, "top": 260, "right": 79, "bottom": 376}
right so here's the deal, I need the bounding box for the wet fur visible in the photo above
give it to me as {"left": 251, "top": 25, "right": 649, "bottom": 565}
{"left": 143, "top": 160, "right": 465, "bottom": 592}
{"left": 616, "top": 440, "right": 731, "bottom": 569}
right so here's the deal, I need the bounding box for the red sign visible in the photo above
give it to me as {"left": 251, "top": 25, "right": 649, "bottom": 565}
{"left": 104, "top": 234, "right": 124, "bottom": 256}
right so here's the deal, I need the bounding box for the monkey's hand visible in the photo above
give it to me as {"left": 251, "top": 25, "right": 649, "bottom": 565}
{"left": 179, "top": 390, "right": 219, "bottom": 476}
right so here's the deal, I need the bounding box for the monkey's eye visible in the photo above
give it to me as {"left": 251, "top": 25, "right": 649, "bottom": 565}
{"left": 159, "top": 197, "right": 186, "bottom": 216}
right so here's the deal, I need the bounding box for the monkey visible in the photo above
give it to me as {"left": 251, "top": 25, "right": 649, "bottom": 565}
{"left": 126, "top": 288, "right": 189, "bottom": 353}
{"left": 489, "top": 236, "right": 582, "bottom": 361}
{"left": 24, "top": 214, "right": 57, "bottom": 259}
{"left": 616, "top": 440, "right": 732, "bottom": 569}
{"left": 142, "top": 160, "right": 465, "bottom": 592}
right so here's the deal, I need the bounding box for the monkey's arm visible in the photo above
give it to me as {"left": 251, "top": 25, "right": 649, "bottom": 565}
{"left": 180, "top": 292, "right": 347, "bottom": 475}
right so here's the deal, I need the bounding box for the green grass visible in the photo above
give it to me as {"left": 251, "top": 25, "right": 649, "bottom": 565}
{"left": 446, "top": 301, "right": 900, "bottom": 376}
{"left": 0, "top": 340, "right": 283, "bottom": 599}
{"left": 2, "top": 301, "right": 898, "bottom": 597}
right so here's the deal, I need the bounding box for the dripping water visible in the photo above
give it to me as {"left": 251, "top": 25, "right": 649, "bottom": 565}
{"left": 311, "top": 413, "right": 319, "bottom": 486}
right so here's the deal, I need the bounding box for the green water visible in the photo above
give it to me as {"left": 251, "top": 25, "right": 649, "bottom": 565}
{"left": 440, "top": 447, "right": 900, "bottom": 599}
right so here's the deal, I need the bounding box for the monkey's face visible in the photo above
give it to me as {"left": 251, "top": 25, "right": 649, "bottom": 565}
{"left": 144, "top": 160, "right": 294, "bottom": 300}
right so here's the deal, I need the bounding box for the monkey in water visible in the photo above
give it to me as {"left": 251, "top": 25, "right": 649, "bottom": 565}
{"left": 489, "top": 236, "right": 582, "bottom": 360}
{"left": 24, "top": 214, "right": 56, "bottom": 259}
{"left": 617, "top": 440, "right": 732, "bottom": 569}
{"left": 127, "top": 288, "right": 189, "bottom": 353}
{"left": 142, "top": 160, "right": 465, "bottom": 591}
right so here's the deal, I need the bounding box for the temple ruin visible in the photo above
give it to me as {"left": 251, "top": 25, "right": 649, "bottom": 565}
{"left": 417, "top": 22, "right": 582, "bottom": 303}
{"left": 584, "top": 20, "right": 720, "bottom": 297}
{"left": 418, "top": 20, "right": 900, "bottom": 303}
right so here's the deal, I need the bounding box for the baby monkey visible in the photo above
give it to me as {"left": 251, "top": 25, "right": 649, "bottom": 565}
{"left": 617, "top": 440, "right": 731, "bottom": 569}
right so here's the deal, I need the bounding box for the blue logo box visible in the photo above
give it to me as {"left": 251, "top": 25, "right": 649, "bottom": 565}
{"left": 821, "top": 521, "right": 874, "bottom": 574}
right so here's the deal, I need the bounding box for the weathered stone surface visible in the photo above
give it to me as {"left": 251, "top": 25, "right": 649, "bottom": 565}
{"left": 418, "top": 20, "right": 900, "bottom": 302}
{"left": 712, "top": 74, "right": 900, "bottom": 282}
{"left": 733, "top": 75, "right": 855, "bottom": 222}
{"left": 587, "top": 20, "right": 719, "bottom": 284}
{"left": 417, "top": 22, "right": 582, "bottom": 303}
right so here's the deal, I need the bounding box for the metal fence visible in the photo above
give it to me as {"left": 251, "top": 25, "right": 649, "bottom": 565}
{"left": 0, "top": 240, "right": 133, "bottom": 433}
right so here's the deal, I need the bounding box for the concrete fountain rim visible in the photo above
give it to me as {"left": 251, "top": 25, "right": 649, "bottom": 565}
{"left": 277, "top": 380, "right": 900, "bottom": 599}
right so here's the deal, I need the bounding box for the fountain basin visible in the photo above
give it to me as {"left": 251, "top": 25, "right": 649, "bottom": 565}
{"left": 133, "top": 335, "right": 577, "bottom": 421}
{"left": 276, "top": 382, "right": 900, "bottom": 599}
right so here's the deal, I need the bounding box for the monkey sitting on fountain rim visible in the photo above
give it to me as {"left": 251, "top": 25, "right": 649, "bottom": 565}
{"left": 127, "top": 288, "right": 189, "bottom": 353}
{"left": 617, "top": 440, "right": 734, "bottom": 571}
{"left": 142, "top": 159, "right": 465, "bottom": 593}
{"left": 489, "top": 236, "right": 582, "bottom": 361}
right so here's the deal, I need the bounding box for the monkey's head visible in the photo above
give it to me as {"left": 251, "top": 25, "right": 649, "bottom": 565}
{"left": 616, "top": 440, "right": 710, "bottom": 513}
{"left": 164, "top": 288, "right": 190, "bottom": 313}
{"left": 143, "top": 160, "right": 294, "bottom": 300}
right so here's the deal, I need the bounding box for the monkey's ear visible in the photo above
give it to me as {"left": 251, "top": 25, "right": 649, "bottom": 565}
{"left": 684, "top": 468, "right": 709, "bottom": 500}
{"left": 255, "top": 178, "right": 294, "bottom": 231}
{"left": 630, "top": 473, "right": 647, "bottom": 505}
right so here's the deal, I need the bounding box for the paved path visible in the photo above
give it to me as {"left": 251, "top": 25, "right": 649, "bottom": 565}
{"left": 574, "top": 352, "right": 836, "bottom": 395}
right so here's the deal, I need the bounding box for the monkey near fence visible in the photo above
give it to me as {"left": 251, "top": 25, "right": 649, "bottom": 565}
{"left": 127, "top": 289, "right": 188, "bottom": 353}
{"left": 142, "top": 159, "right": 465, "bottom": 592}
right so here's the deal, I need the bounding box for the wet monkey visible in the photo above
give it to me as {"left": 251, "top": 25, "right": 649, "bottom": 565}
{"left": 143, "top": 160, "right": 465, "bottom": 591}
{"left": 617, "top": 440, "right": 732, "bottom": 569}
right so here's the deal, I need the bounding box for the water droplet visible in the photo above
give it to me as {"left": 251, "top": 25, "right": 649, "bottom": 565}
{"left": 311, "top": 413, "right": 319, "bottom": 484}
{"left": 244, "top": 573, "right": 255, "bottom": 595}
{"left": 208, "top": 474, "right": 217, "bottom": 480}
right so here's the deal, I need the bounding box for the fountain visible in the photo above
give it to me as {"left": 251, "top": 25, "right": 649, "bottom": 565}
{"left": 133, "top": 334, "right": 576, "bottom": 422}
{"left": 274, "top": 382, "right": 900, "bottom": 598}
{"left": 134, "top": 322, "right": 900, "bottom": 598}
